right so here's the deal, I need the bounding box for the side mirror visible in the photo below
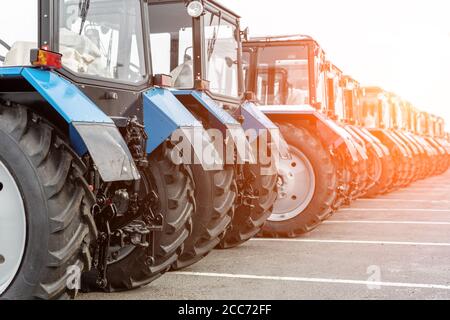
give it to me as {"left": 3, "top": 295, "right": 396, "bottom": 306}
{"left": 225, "top": 56, "right": 237, "bottom": 68}
{"left": 240, "top": 27, "right": 250, "bottom": 41}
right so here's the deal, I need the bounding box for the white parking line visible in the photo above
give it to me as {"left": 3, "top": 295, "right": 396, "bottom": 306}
{"left": 340, "top": 208, "right": 450, "bottom": 212}
{"left": 251, "top": 238, "right": 450, "bottom": 247}
{"left": 358, "top": 199, "right": 450, "bottom": 203}
{"left": 324, "top": 220, "right": 450, "bottom": 225}
{"left": 171, "top": 271, "right": 450, "bottom": 291}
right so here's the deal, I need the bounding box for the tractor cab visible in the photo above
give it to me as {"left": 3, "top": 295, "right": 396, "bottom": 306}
{"left": 420, "top": 112, "right": 448, "bottom": 159}
{"left": 244, "top": 35, "right": 327, "bottom": 110}
{"left": 359, "top": 87, "right": 416, "bottom": 188}
{"left": 148, "top": 0, "right": 242, "bottom": 103}
{"left": 341, "top": 75, "right": 361, "bottom": 125}
{"left": 323, "top": 63, "right": 346, "bottom": 121}
{"left": 243, "top": 35, "right": 360, "bottom": 163}
{"left": 385, "top": 93, "right": 424, "bottom": 158}
{"left": 323, "top": 64, "right": 369, "bottom": 149}
{"left": 407, "top": 107, "right": 444, "bottom": 177}
{"left": 341, "top": 76, "right": 387, "bottom": 154}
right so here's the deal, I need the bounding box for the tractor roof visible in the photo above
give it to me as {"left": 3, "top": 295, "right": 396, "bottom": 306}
{"left": 246, "top": 34, "right": 322, "bottom": 50}
{"left": 148, "top": 0, "right": 240, "bottom": 19}
{"left": 342, "top": 75, "right": 360, "bottom": 86}
{"left": 362, "top": 86, "right": 385, "bottom": 95}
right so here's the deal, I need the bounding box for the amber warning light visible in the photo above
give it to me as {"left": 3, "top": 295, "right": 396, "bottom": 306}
{"left": 30, "top": 49, "right": 62, "bottom": 69}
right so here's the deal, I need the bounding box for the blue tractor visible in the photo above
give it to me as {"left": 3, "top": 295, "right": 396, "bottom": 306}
{"left": 0, "top": 0, "right": 241, "bottom": 299}
{"left": 146, "top": 0, "right": 282, "bottom": 266}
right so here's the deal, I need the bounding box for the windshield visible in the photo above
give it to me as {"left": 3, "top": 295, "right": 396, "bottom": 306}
{"left": 147, "top": 2, "right": 239, "bottom": 97}
{"left": 417, "top": 113, "right": 427, "bottom": 134}
{"left": 58, "top": 0, "right": 146, "bottom": 83}
{"left": 393, "top": 100, "right": 404, "bottom": 129}
{"left": 360, "top": 93, "right": 380, "bottom": 128}
{"left": 204, "top": 11, "right": 239, "bottom": 97}
{"left": 381, "top": 99, "right": 392, "bottom": 128}
{"left": 332, "top": 76, "right": 345, "bottom": 119}
{"left": 254, "top": 45, "right": 309, "bottom": 105}
{"left": 148, "top": 2, "right": 193, "bottom": 88}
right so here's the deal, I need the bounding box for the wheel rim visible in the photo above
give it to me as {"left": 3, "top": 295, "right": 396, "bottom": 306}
{"left": 268, "top": 146, "right": 316, "bottom": 222}
{"left": 0, "top": 160, "right": 26, "bottom": 295}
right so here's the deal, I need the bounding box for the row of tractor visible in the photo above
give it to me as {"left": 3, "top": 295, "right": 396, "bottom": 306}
{"left": 0, "top": 0, "right": 448, "bottom": 300}
{"left": 243, "top": 35, "right": 450, "bottom": 237}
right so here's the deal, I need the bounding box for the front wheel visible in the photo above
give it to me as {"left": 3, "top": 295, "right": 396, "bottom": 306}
{"left": 172, "top": 165, "right": 235, "bottom": 270}
{"left": 218, "top": 151, "right": 278, "bottom": 248}
{"left": 259, "top": 123, "right": 337, "bottom": 238}
{"left": 363, "top": 152, "right": 394, "bottom": 197}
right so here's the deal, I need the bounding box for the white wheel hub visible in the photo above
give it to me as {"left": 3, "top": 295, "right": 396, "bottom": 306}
{"left": 0, "top": 160, "right": 26, "bottom": 295}
{"left": 269, "top": 147, "right": 316, "bottom": 222}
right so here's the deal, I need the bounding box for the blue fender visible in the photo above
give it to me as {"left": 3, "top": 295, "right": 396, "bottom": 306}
{"left": 142, "top": 88, "right": 223, "bottom": 170}
{"left": 240, "top": 101, "right": 290, "bottom": 160}
{"left": 259, "top": 104, "right": 360, "bottom": 162}
{"left": 0, "top": 67, "right": 139, "bottom": 182}
{"left": 171, "top": 90, "right": 254, "bottom": 164}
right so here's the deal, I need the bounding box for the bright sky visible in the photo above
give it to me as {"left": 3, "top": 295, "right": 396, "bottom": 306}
{"left": 221, "top": 0, "right": 450, "bottom": 129}
{"left": 1, "top": 0, "right": 449, "bottom": 129}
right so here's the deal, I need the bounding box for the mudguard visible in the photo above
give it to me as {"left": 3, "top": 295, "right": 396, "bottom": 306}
{"left": 437, "top": 138, "right": 450, "bottom": 154}
{"left": 348, "top": 125, "right": 385, "bottom": 158}
{"left": 171, "top": 90, "right": 254, "bottom": 164}
{"left": 359, "top": 127, "right": 390, "bottom": 156}
{"left": 425, "top": 137, "right": 446, "bottom": 156}
{"left": 143, "top": 88, "right": 223, "bottom": 170}
{"left": 0, "top": 67, "right": 139, "bottom": 182}
{"left": 391, "top": 131, "right": 413, "bottom": 158}
{"left": 259, "top": 104, "right": 360, "bottom": 162}
{"left": 396, "top": 131, "right": 423, "bottom": 156}
{"left": 370, "top": 129, "right": 411, "bottom": 158}
{"left": 342, "top": 125, "right": 369, "bottom": 161}
{"left": 392, "top": 131, "right": 420, "bottom": 156}
{"left": 240, "top": 101, "right": 290, "bottom": 160}
{"left": 413, "top": 135, "right": 438, "bottom": 156}
{"left": 402, "top": 132, "right": 426, "bottom": 155}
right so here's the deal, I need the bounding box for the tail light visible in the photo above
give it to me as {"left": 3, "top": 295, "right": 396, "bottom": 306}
{"left": 30, "top": 48, "right": 62, "bottom": 69}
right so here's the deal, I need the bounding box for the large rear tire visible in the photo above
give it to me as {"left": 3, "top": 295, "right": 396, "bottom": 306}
{"left": 218, "top": 149, "right": 278, "bottom": 248}
{"left": 172, "top": 166, "right": 235, "bottom": 270}
{"left": 0, "top": 104, "right": 95, "bottom": 300}
{"left": 363, "top": 151, "right": 394, "bottom": 197}
{"left": 84, "top": 144, "right": 194, "bottom": 292}
{"left": 258, "top": 124, "right": 337, "bottom": 238}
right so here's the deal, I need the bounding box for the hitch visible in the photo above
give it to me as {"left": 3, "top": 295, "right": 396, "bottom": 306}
{"left": 91, "top": 202, "right": 117, "bottom": 289}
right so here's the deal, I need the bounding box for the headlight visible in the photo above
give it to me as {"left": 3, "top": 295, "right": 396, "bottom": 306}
{"left": 187, "top": 1, "right": 204, "bottom": 18}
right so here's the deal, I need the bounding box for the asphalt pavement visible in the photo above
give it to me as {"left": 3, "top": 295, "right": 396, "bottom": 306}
{"left": 80, "top": 170, "right": 450, "bottom": 300}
